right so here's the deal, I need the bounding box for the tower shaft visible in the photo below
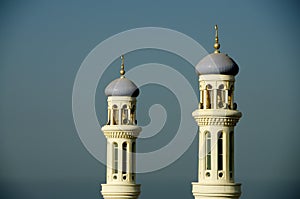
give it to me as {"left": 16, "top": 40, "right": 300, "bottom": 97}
{"left": 101, "top": 96, "right": 141, "bottom": 199}
{"left": 192, "top": 75, "right": 242, "bottom": 199}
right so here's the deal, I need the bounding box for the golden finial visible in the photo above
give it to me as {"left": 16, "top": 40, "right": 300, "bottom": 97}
{"left": 120, "top": 55, "right": 125, "bottom": 77}
{"left": 214, "top": 25, "right": 220, "bottom": 53}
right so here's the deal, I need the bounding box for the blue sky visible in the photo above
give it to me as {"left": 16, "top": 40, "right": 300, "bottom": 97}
{"left": 0, "top": 0, "right": 299, "bottom": 198}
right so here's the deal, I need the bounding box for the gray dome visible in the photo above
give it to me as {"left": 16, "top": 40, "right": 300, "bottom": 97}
{"left": 105, "top": 77, "right": 139, "bottom": 97}
{"left": 196, "top": 53, "right": 239, "bottom": 76}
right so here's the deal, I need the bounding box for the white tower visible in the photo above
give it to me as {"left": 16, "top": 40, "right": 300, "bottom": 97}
{"left": 101, "top": 55, "right": 141, "bottom": 199}
{"left": 192, "top": 25, "right": 242, "bottom": 199}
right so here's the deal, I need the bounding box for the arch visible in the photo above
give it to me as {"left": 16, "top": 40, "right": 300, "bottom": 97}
{"left": 206, "top": 84, "right": 212, "bottom": 89}
{"left": 218, "top": 84, "right": 224, "bottom": 89}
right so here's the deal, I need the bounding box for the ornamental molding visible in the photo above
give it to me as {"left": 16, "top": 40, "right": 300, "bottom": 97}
{"left": 194, "top": 117, "right": 240, "bottom": 126}
{"left": 103, "top": 131, "right": 140, "bottom": 139}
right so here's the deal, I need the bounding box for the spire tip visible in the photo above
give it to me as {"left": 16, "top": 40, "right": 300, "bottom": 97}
{"left": 120, "top": 55, "right": 125, "bottom": 77}
{"left": 214, "top": 24, "right": 220, "bottom": 53}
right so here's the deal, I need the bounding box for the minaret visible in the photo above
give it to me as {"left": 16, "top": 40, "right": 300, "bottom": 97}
{"left": 192, "top": 25, "right": 242, "bottom": 199}
{"left": 101, "top": 55, "right": 141, "bottom": 199}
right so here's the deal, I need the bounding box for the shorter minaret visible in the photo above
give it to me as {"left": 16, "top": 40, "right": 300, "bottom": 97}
{"left": 101, "top": 55, "right": 141, "bottom": 199}
{"left": 192, "top": 25, "right": 242, "bottom": 199}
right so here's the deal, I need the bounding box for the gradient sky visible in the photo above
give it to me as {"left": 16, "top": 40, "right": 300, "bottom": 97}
{"left": 0, "top": 0, "right": 299, "bottom": 199}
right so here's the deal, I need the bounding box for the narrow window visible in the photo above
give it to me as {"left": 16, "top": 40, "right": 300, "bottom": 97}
{"left": 107, "top": 109, "right": 111, "bottom": 125}
{"left": 217, "top": 84, "right": 225, "bottom": 109}
{"left": 132, "top": 142, "right": 136, "bottom": 153}
{"left": 218, "top": 131, "right": 223, "bottom": 171}
{"left": 228, "top": 85, "right": 234, "bottom": 109}
{"left": 121, "top": 105, "right": 129, "bottom": 125}
{"left": 228, "top": 90, "right": 232, "bottom": 109}
{"left": 200, "top": 90, "right": 204, "bottom": 109}
{"left": 132, "top": 142, "right": 136, "bottom": 181}
{"left": 112, "top": 105, "right": 119, "bottom": 125}
{"left": 113, "top": 142, "right": 118, "bottom": 174}
{"left": 122, "top": 142, "right": 127, "bottom": 175}
{"left": 131, "top": 105, "right": 136, "bottom": 124}
{"left": 206, "top": 85, "right": 212, "bottom": 109}
{"left": 205, "top": 132, "right": 211, "bottom": 170}
{"left": 229, "top": 131, "right": 234, "bottom": 177}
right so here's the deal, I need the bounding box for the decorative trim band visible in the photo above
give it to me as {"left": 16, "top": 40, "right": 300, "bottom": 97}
{"left": 103, "top": 131, "right": 140, "bottom": 139}
{"left": 194, "top": 117, "right": 240, "bottom": 126}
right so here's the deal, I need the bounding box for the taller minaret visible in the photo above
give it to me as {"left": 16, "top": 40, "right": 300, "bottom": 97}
{"left": 192, "top": 25, "right": 242, "bottom": 199}
{"left": 101, "top": 55, "right": 141, "bottom": 199}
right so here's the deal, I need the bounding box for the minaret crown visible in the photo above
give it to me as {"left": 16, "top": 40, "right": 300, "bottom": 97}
{"left": 195, "top": 25, "right": 239, "bottom": 76}
{"left": 104, "top": 55, "right": 139, "bottom": 97}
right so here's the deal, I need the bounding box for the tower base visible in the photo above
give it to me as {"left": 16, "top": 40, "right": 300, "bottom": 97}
{"left": 192, "top": 182, "right": 241, "bottom": 199}
{"left": 101, "top": 184, "right": 141, "bottom": 199}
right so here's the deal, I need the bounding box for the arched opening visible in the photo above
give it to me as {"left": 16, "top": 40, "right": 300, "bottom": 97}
{"left": 205, "top": 132, "right": 211, "bottom": 170}
{"left": 121, "top": 104, "right": 129, "bottom": 125}
{"left": 217, "top": 84, "right": 225, "bottom": 109}
{"left": 122, "top": 142, "right": 127, "bottom": 176}
{"left": 113, "top": 142, "right": 118, "bottom": 175}
{"left": 229, "top": 131, "right": 234, "bottom": 179}
{"left": 228, "top": 85, "right": 234, "bottom": 109}
{"left": 217, "top": 131, "right": 223, "bottom": 171}
{"left": 200, "top": 90, "right": 204, "bottom": 109}
{"left": 107, "top": 109, "right": 111, "bottom": 125}
{"left": 132, "top": 142, "right": 136, "bottom": 181}
{"left": 132, "top": 142, "right": 136, "bottom": 153}
{"left": 206, "top": 85, "right": 212, "bottom": 109}
{"left": 130, "top": 105, "right": 136, "bottom": 124}
{"left": 112, "top": 105, "right": 119, "bottom": 125}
